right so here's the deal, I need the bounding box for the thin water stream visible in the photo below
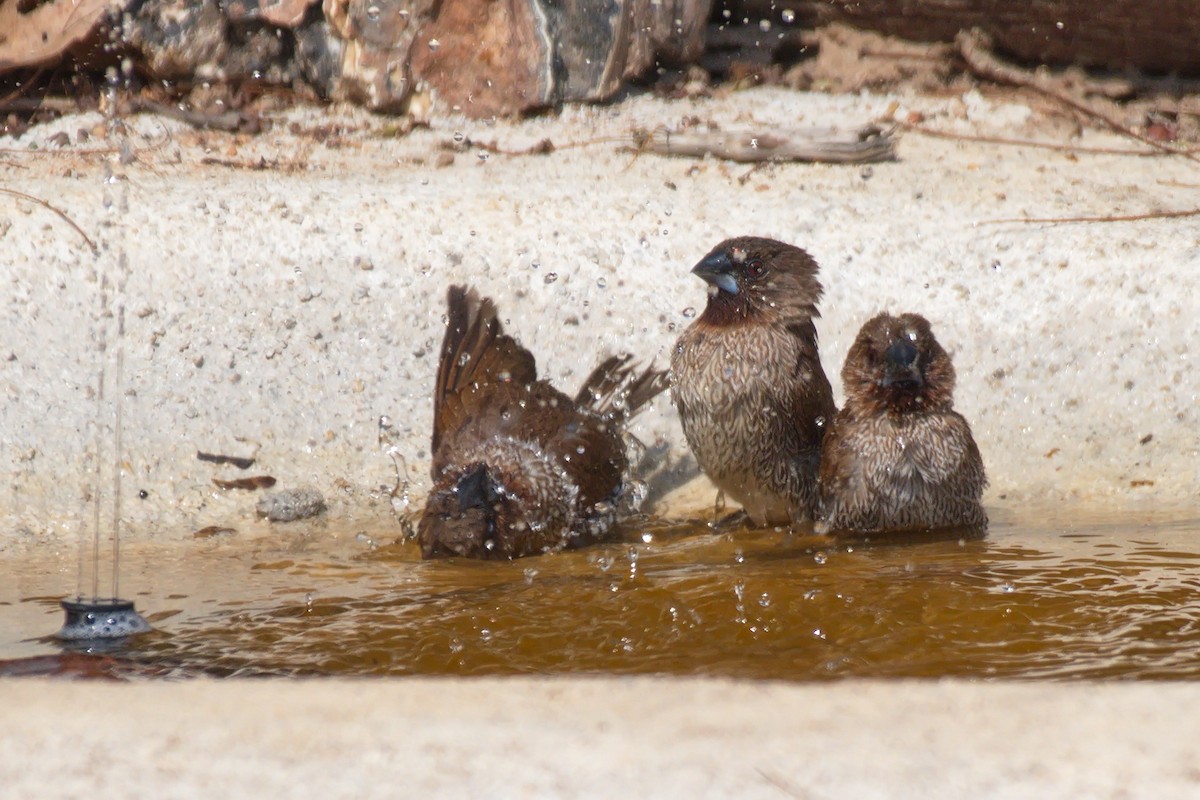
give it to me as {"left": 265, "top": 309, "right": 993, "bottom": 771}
{"left": 5, "top": 506, "right": 1200, "bottom": 680}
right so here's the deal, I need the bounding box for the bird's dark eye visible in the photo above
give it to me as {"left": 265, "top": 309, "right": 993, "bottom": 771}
{"left": 743, "top": 259, "right": 766, "bottom": 279}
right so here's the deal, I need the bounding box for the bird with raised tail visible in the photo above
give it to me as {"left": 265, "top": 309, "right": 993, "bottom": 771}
{"left": 817, "top": 312, "right": 987, "bottom": 535}
{"left": 419, "top": 285, "right": 669, "bottom": 559}
{"left": 670, "top": 236, "right": 838, "bottom": 527}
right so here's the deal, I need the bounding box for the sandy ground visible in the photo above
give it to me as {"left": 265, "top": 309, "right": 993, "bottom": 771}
{"left": 1, "top": 86, "right": 1198, "bottom": 551}
{"left": 3, "top": 677, "right": 1200, "bottom": 799}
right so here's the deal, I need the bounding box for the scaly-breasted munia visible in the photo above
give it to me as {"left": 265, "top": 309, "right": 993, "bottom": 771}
{"left": 817, "top": 312, "right": 987, "bottom": 534}
{"left": 671, "top": 236, "right": 837, "bottom": 527}
{"left": 419, "top": 285, "right": 669, "bottom": 559}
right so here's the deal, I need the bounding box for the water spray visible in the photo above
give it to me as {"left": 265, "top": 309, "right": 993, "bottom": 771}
{"left": 56, "top": 62, "right": 151, "bottom": 642}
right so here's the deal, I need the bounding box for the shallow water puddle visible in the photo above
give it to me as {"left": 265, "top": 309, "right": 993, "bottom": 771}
{"left": 5, "top": 507, "right": 1200, "bottom": 679}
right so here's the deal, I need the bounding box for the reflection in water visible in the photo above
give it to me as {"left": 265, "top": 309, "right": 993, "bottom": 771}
{"left": 8, "top": 510, "right": 1200, "bottom": 680}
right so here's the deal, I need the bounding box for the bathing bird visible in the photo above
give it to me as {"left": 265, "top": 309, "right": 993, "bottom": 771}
{"left": 419, "top": 285, "right": 669, "bottom": 559}
{"left": 817, "top": 312, "right": 987, "bottom": 534}
{"left": 671, "top": 236, "right": 837, "bottom": 527}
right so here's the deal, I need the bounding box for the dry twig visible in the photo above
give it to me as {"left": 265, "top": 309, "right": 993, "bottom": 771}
{"left": 955, "top": 28, "right": 1198, "bottom": 163}
{"left": 0, "top": 187, "right": 97, "bottom": 252}
{"left": 901, "top": 122, "right": 1170, "bottom": 157}
{"left": 982, "top": 208, "right": 1200, "bottom": 226}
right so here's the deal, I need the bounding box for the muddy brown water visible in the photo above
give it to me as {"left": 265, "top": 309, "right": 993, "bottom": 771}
{"left": 5, "top": 505, "right": 1200, "bottom": 680}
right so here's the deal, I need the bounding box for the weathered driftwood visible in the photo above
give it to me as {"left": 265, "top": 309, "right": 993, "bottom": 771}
{"left": 639, "top": 124, "right": 896, "bottom": 164}
{"left": 737, "top": 0, "right": 1200, "bottom": 75}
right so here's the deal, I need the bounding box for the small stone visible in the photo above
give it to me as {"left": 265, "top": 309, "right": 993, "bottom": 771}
{"left": 256, "top": 486, "right": 326, "bottom": 522}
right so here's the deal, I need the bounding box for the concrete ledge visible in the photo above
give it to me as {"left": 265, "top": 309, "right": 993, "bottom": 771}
{"left": 2, "top": 677, "right": 1198, "bottom": 798}
{"left": 2, "top": 88, "right": 1197, "bottom": 546}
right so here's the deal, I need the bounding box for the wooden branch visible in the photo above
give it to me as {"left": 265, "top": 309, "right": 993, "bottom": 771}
{"left": 636, "top": 124, "right": 896, "bottom": 164}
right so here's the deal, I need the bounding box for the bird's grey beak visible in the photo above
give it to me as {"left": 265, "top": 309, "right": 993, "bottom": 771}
{"left": 880, "top": 338, "right": 923, "bottom": 389}
{"left": 691, "top": 252, "right": 740, "bottom": 296}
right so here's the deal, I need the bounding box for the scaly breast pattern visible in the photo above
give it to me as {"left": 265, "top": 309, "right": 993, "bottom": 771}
{"left": 672, "top": 322, "right": 821, "bottom": 524}
{"left": 822, "top": 411, "right": 987, "bottom": 532}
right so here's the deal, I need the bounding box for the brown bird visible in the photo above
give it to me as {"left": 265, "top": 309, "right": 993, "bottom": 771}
{"left": 671, "top": 236, "right": 837, "bottom": 527}
{"left": 817, "top": 312, "right": 987, "bottom": 535}
{"left": 418, "top": 285, "right": 669, "bottom": 559}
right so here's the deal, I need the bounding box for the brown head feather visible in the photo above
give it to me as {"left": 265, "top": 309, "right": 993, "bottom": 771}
{"left": 840, "top": 312, "right": 956, "bottom": 418}
{"left": 693, "top": 236, "right": 825, "bottom": 329}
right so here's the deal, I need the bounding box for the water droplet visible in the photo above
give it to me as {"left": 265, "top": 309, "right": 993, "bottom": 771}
{"left": 596, "top": 277, "right": 607, "bottom": 289}
{"left": 543, "top": 272, "right": 558, "bottom": 284}
{"left": 428, "top": 38, "right": 441, "bottom": 51}
{"left": 366, "top": 4, "right": 380, "bottom": 20}
{"left": 641, "top": 531, "right": 653, "bottom": 543}
{"left": 682, "top": 306, "right": 697, "bottom": 318}
{"left": 814, "top": 551, "right": 828, "bottom": 565}
{"left": 758, "top": 18, "right": 771, "bottom": 32}
{"left": 477, "top": 151, "right": 489, "bottom": 162}
{"left": 457, "top": 352, "right": 471, "bottom": 366}
{"left": 452, "top": 130, "right": 464, "bottom": 143}
{"left": 782, "top": 9, "right": 796, "bottom": 23}
{"left": 530, "top": 260, "right": 540, "bottom": 270}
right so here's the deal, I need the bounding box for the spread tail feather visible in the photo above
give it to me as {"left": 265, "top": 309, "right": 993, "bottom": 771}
{"left": 433, "top": 285, "right": 538, "bottom": 455}
{"left": 574, "top": 354, "right": 670, "bottom": 422}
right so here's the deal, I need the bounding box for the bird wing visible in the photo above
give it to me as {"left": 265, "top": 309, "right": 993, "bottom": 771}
{"left": 432, "top": 286, "right": 538, "bottom": 462}
{"left": 574, "top": 354, "right": 670, "bottom": 422}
